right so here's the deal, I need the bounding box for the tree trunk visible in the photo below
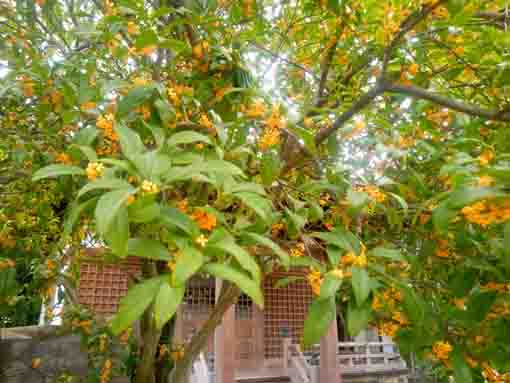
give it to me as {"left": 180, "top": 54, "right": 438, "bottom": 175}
{"left": 135, "top": 306, "right": 162, "bottom": 383}
{"left": 169, "top": 282, "right": 240, "bottom": 383}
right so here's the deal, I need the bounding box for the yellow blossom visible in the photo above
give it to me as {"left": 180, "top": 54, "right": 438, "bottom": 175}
{"left": 432, "top": 341, "right": 452, "bottom": 361}
{"left": 195, "top": 234, "right": 208, "bottom": 247}
{"left": 127, "top": 21, "right": 139, "bottom": 35}
{"left": 307, "top": 269, "right": 322, "bottom": 296}
{"left": 86, "top": 162, "right": 104, "bottom": 180}
{"left": 141, "top": 180, "right": 159, "bottom": 194}
{"left": 479, "top": 150, "right": 494, "bottom": 166}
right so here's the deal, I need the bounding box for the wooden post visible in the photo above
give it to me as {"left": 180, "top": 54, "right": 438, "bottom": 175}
{"left": 320, "top": 316, "right": 341, "bottom": 383}
{"left": 253, "top": 304, "right": 265, "bottom": 368}
{"left": 214, "top": 279, "right": 236, "bottom": 383}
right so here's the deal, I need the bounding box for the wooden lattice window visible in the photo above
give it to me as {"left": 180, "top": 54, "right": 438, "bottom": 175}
{"left": 263, "top": 271, "right": 313, "bottom": 359}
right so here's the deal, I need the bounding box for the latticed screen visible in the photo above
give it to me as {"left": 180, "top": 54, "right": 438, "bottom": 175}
{"left": 182, "top": 277, "right": 215, "bottom": 320}
{"left": 78, "top": 257, "right": 141, "bottom": 315}
{"left": 263, "top": 271, "right": 313, "bottom": 359}
{"left": 235, "top": 294, "right": 253, "bottom": 320}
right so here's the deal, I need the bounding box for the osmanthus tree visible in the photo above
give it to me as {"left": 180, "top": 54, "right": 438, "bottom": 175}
{"left": 1, "top": 0, "right": 510, "bottom": 382}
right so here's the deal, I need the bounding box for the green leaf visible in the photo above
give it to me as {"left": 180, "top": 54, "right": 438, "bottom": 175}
{"left": 105, "top": 206, "right": 129, "bottom": 257}
{"left": 173, "top": 247, "right": 204, "bottom": 286}
{"left": 235, "top": 192, "right": 272, "bottom": 222}
{"left": 203, "top": 263, "right": 263, "bottom": 307}
{"left": 432, "top": 203, "right": 456, "bottom": 234}
{"left": 347, "top": 190, "right": 369, "bottom": 211}
{"left": 73, "top": 127, "right": 98, "bottom": 146}
{"left": 32, "top": 164, "right": 85, "bottom": 181}
{"left": 117, "top": 85, "right": 155, "bottom": 117}
{"left": 447, "top": 187, "right": 505, "bottom": 209}
{"left": 285, "top": 208, "right": 307, "bottom": 235}
{"left": 351, "top": 267, "right": 371, "bottom": 306}
{"left": 63, "top": 198, "right": 98, "bottom": 238}
{"left": 95, "top": 188, "right": 135, "bottom": 237}
{"left": 319, "top": 272, "right": 343, "bottom": 300}
{"left": 347, "top": 301, "right": 372, "bottom": 337}
{"left": 70, "top": 144, "right": 98, "bottom": 161}
{"left": 128, "top": 200, "right": 161, "bottom": 223}
{"left": 244, "top": 233, "right": 290, "bottom": 269}
{"left": 168, "top": 131, "right": 212, "bottom": 146}
{"left": 154, "top": 281, "right": 185, "bottom": 329}
{"left": 110, "top": 277, "right": 164, "bottom": 335}
{"left": 201, "top": 159, "right": 244, "bottom": 176}
{"left": 115, "top": 124, "right": 145, "bottom": 161}
{"left": 311, "top": 229, "right": 360, "bottom": 254}
{"left": 159, "top": 206, "right": 199, "bottom": 237}
{"left": 451, "top": 348, "right": 473, "bottom": 383}
{"left": 369, "top": 247, "right": 405, "bottom": 262}
{"left": 77, "top": 178, "right": 133, "bottom": 198}
{"left": 303, "top": 297, "right": 336, "bottom": 346}
{"left": 260, "top": 151, "right": 280, "bottom": 186}
{"left": 127, "top": 238, "right": 172, "bottom": 261}
{"left": 154, "top": 99, "right": 176, "bottom": 125}
{"left": 466, "top": 291, "right": 497, "bottom": 322}
{"left": 208, "top": 236, "right": 261, "bottom": 282}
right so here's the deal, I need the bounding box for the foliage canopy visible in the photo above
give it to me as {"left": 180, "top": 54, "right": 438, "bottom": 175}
{"left": 1, "top": 0, "right": 510, "bottom": 382}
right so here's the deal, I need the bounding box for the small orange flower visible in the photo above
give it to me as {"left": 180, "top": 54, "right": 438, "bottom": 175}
{"left": 191, "top": 210, "right": 217, "bottom": 231}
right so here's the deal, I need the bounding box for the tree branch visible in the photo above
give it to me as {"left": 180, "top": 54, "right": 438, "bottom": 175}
{"left": 382, "top": 0, "right": 447, "bottom": 73}
{"left": 169, "top": 281, "right": 240, "bottom": 383}
{"left": 315, "top": 38, "right": 339, "bottom": 107}
{"left": 385, "top": 82, "right": 510, "bottom": 121}
{"left": 314, "top": 84, "right": 385, "bottom": 145}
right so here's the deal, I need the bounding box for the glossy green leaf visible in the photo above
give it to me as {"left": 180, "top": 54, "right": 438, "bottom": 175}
{"left": 347, "top": 301, "right": 372, "bottom": 337}
{"left": 32, "top": 164, "right": 85, "bottom": 181}
{"left": 110, "top": 277, "right": 164, "bottom": 335}
{"left": 173, "top": 247, "right": 204, "bottom": 286}
{"left": 154, "top": 281, "right": 185, "bottom": 329}
{"left": 95, "top": 188, "right": 135, "bottom": 237}
{"left": 244, "top": 232, "right": 290, "bottom": 269}
{"left": 351, "top": 267, "right": 371, "bottom": 306}
{"left": 77, "top": 178, "right": 133, "bottom": 198}
{"left": 127, "top": 238, "right": 172, "bottom": 260}
{"left": 203, "top": 263, "right": 263, "bottom": 307}
{"left": 168, "top": 130, "right": 212, "bottom": 146}
{"left": 303, "top": 297, "right": 336, "bottom": 346}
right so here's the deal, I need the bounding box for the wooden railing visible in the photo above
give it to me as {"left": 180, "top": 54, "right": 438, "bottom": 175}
{"left": 283, "top": 338, "right": 312, "bottom": 383}
{"left": 304, "top": 341, "right": 407, "bottom": 374}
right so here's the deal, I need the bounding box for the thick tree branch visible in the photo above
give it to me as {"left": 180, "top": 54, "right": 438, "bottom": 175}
{"left": 382, "top": 0, "right": 447, "bottom": 73}
{"left": 315, "top": 38, "right": 339, "bottom": 107}
{"left": 169, "top": 281, "right": 240, "bottom": 383}
{"left": 385, "top": 82, "right": 510, "bottom": 121}
{"left": 314, "top": 84, "right": 385, "bottom": 145}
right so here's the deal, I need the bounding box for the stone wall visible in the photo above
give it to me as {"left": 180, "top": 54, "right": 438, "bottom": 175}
{"left": 0, "top": 326, "right": 87, "bottom": 382}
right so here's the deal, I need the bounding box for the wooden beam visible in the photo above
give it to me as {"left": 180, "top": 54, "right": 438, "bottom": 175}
{"left": 320, "top": 316, "right": 341, "bottom": 383}
{"left": 214, "top": 279, "right": 237, "bottom": 383}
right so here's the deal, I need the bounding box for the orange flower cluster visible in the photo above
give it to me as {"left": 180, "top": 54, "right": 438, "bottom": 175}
{"left": 307, "top": 269, "right": 322, "bottom": 296}
{"left": 96, "top": 114, "right": 118, "bottom": 141}
{"left": 432, "top": 341, "right": 453, "bottom": 361}
{"left": 19, "top": 76, "right": 35, "bottom": 97}
{"left": 355, "top": 185, "right": 386, "bottom": 203}
{"left": 244, "top": 101, "right": 266, "bottom": 119}
{"left": 486, "top": 303, "right": 510, "bottom": 321}
{"left": 481, "top": 282, "right": 510, "bottom": 293}
{"left": 461, "top": 199, "right": 510, "bottom": 226}
{"left": 199, "top": 113, "right": 214, "bottom": 131}
{"left": 259, "top": 105, "right": 286, "bottom": 150}
{"left": 141, "top": 180, "right": 159, "bottom": 194}
{"left": 86, "top": 162, "right": 104, "bottom": 181}
{"left": 479, "top": 150, "right": 495, "bottom": 166}
{"left": 271, "top": 222, "right": 285, "bottom": 238}
{"left": 171, "top": 344, "right": 185, "bottom": 361}
{"left": 435, "top": 238, "right": 450, "bottom": 258}
{"left": 0, "top": 258, "right": 15, "bottom": 271}
{"left": 341, "top": 249, "right": 368, "bottom": 269}
{"left": 290, "top": 243, "right": 305, "bottom": 258}
{"left": 191, "top": 210, "right": 217, "bottom": 231}
{"left": 100, "top": 359, "right": 112, "bottom": 383}
{"left": 56, "top": 153, "right": 73, "bottom": 165}
{"left": 426, "top": 109, "right": 451, "bottom": 126}
{"left": 482, "top": 362, "right": 510, "bottom": 383}
{"left": 378, "top": 322, "right": 400, "bottom": 337}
